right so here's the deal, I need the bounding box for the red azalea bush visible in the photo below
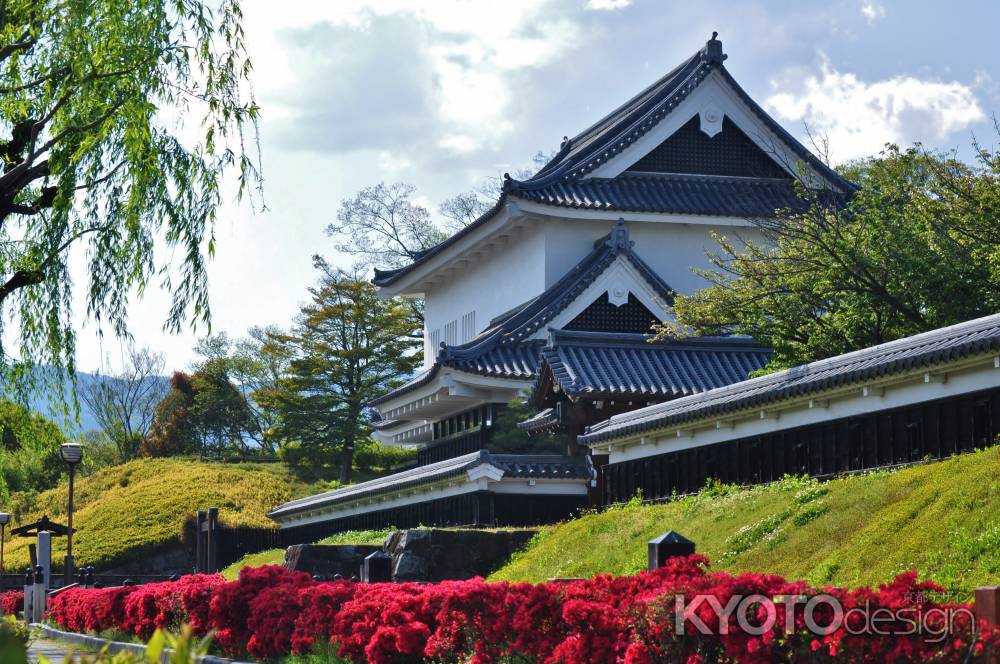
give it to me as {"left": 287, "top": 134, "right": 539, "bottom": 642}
{"left": 42, "top": 557, "right": 1000, "bottom": 663}
{"left": 209, "top": 565, "right": 313, "bottom": 654}
{"left": 47, "top": 585, "right": 138, "bottom": 634}
{"left": 0, "top": 590, "right": 23, "bottom": 616}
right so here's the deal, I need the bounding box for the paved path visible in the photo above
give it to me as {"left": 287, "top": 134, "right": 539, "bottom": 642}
{"left": 27, "top": 637, "right": 86, "bottom": 662}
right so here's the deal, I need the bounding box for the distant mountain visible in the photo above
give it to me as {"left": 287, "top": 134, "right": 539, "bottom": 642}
{"left": 10, "top": 369, "right": 169, "bottom": 435}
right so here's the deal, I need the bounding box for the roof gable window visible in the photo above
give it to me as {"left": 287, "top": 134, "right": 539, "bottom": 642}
{"left": 564, "top": 292, "right": 659, "bottom": 334}
{"left": 626, "top": 115, "right": 790, "bottom": 179}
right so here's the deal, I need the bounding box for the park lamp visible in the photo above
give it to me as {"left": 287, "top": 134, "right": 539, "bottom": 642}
{"left": 59, "top": 443, "right": 84, "bottom": 465}
{"left": 60, "top": 443, "right": 83, "bottom": 585}
{"left": 0, "top": 512, "right": 9, "bottom": 581}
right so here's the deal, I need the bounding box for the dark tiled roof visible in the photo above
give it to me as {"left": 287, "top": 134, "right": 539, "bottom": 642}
{"left": 372, "top": 221, "right": 673, "bottom": 406}
{"left": 509, "top": 174, "right": 817, "bottom": 218}
{"left": 439, "top": 340, "right": 545, "bottom": 379}
{"left": 268, "top": 450, "right": 593, "bottom": 519}
{"left": 495, "top": 454, "right": 593, "bottom": 479}
{"left": 580, "top": 313, "right": 1000, "bottom": 446}
{"left": 537, "top": 330, "right": 771, "bottom": 400}
{"left": 523, "top": 37, "right": 854, "bottom": 190}
{"left": 518, "top": 407, "right": 560, "bottom": 433}
{"left": 372, "top": 36, "right": 855, "bottom": 290}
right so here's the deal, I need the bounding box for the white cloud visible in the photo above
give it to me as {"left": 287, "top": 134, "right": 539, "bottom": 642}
{"left": 766, "top": 58, "right": 986, "bottom": 162}
{"left": 586, "top": 0, "right": 632, "bottom": 10}
{"left": 258, "top": 0, "right": 581, "bottom": 158}
{"left": 860, "top": 2, "right": 886, "bottom": 24}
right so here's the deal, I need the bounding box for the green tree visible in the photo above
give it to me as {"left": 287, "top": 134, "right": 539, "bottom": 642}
{"left": 192, "top": 327, "right": 291, "bottom": 452}
{"left": 0, "top": 398, "right": 66, "bottom": 499}
{"left": 661, "top": 143, "right": 1000, "bottom": 368}
{"left": 256, "top": 260, "right": 421, "bottom": 483}
{"left": 0, "top": 0, "right": 259, "bottom": 399}
{"left": 143, "top": 371, "right": 198, "bottom": 457}
{"left": 143, "top": 366, "right": 258, "bottom": 458}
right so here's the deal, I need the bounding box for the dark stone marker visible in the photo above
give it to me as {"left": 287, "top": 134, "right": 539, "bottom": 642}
{"left": 361, "top": 551, "right": 392, "bottom": 583}
{"left": 648, "top": 531, "right": 695, "bottom": 571}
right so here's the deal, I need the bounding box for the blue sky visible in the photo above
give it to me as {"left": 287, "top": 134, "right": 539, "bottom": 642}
{"left": 73, "top": 0, "right": 1000, "bottom": 373}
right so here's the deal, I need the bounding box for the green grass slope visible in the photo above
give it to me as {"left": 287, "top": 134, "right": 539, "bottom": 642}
{"left": 3, "top": 458, "right": 302, "bottom": 571}
{"left": 491, "top": 447, "right": 1000, "bottom": 599}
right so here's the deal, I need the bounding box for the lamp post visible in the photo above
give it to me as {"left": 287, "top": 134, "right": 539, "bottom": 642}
{"left": 0, "top": 512, "right": 9, "bottom": 587}
{"left": 59, "top": 443, "right": 83, "bottom": 584}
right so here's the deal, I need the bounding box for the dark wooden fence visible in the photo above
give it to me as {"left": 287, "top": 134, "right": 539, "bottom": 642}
{"left": 182, "top": 516, "right": 283, "bottom": 572}
{"left": 603, "top": 385, "right": 1000, "bottom": 504}
{"left": 215, "top": 525, "right": 282, "bottom": 569}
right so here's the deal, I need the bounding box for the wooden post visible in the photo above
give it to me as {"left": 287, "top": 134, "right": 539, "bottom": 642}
{"left": 976, "top": 587, "right": 1000, "bottom": 626}
{"left": 194, "top": 510, "right": 208, "bottom": 574}
{"left": 207, "top": 507, "right": 219, "bottom": 573}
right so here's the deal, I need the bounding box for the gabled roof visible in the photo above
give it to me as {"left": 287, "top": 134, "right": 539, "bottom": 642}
{"left": 373, "top": 34, "right": 855, "bottom": 290}
{"left": 518, "top": 35, "right": 853, "bottom": 190}
{"left": 533, "top": 330, "right": 772, "bottom": 402}
{"left": 579, "top": 313, "right": 1000, "bottom": 446}
{"left": 371, "top": 220, "right": 673, "bottom": 407}
{"left": 268, "top": 450, "right": 594, "bottom": 520}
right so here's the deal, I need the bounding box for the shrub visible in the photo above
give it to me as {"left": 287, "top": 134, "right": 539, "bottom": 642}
{"left": 353, "top": 442, "right": 415, "bottom": 471}
{"left": 208, "top": 565, "right": 313, "bottom": 655}
{"left": 0, "top": 591, "right": 23, "bottom": 616}
{"left": 43, "top": 557, "right": 1000, "bottom": 663}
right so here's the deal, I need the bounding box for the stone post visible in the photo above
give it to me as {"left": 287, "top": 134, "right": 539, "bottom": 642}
{"left": 32, "top": 565, "right": 45, "bottom": 623}
{"left": 22, "top": 567, "right": 33, "bottom": 622}
{"left": 37, "top": 530, "right": 51, "bottom": 588}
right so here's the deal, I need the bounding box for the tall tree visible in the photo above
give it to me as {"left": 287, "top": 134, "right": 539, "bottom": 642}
{"left": 193, "top": 327, "right": 290, "bottom": 451}
{"left": 330, "top": 151, "right": 556, "bottom": 270}
{"left": 660, "top": 142, "right": 1000, "bottom": 368}
{"left": 81, "top": 346, "right": 167, "bottom": 461}
{"left": 327, "top": 182, "right": 447, "bottom": 271}
{"left": 0, "top": 0, "right": 260, "bottom": 398}
{"left": 0, "top": 397, "right": 66, "bottom": 499}
{"left": 437, "top": 149, "right": 556, "bottom": 229}
{"left": 256, "top": 260, "right": 421, "bottom": 483}
{"left": 143, "top": 366, "right": 258, "bottom": 458}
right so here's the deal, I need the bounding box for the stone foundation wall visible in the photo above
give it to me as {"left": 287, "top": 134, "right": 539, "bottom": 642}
{"left": 384, "top": 529, "right": 536, "bottom": 582}
{"left": 280, "top": 529, "right": 536, "bottom": 582}
{"left": 284, "top": 544, "right": 381, "bottom": 578}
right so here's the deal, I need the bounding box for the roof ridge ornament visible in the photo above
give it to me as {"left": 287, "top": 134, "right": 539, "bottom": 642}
{"left": 702, "top": 31, "right": 727, "bottom": 65}
{"left": 605, "top": 218, "right": 633, "bottom": 251}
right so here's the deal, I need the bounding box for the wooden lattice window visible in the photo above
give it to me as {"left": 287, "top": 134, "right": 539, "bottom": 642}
{"left": 627, "top": 116, "right": 791, "bottom": 179}
{"left": 564, "top": 293, "right": 659, "bottom": 333}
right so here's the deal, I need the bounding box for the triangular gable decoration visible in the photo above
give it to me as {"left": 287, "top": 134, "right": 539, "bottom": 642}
{"left": 626, "top": 115, "right": 791, "bottom": 179}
